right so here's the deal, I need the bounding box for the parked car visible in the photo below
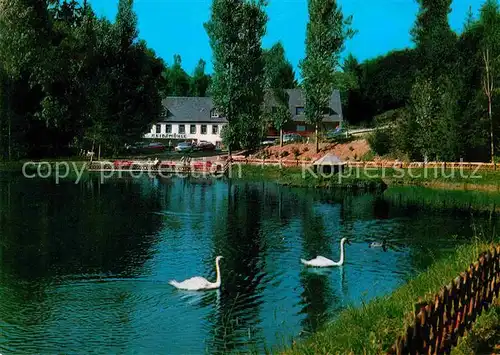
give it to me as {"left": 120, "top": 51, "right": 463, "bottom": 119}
{"left": 325, "top": 128, "right": 350, "bottom": 141}
{"left": 125, "top": 142, "right": 166, "bottom": 154}
{"left": 175, "top": 142, "right": 194, "bottom": 152}
{"left": 196, "top": 141, "right": 216, "bottom": 151}
{"left": 261, "top": 139, "right": 278, "bottom": 146}
{"left": 143, "top": 142, "right": 166, "bottom": 153}
{"left": 283, "top": 133, "right": 303, "bottom": 144}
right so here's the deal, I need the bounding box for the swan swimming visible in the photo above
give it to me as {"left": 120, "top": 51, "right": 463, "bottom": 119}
{"left": 169, "top": 256, "right": 223, "bottom": 291}
{"left": 301, "top": 238, "right": 351, "bottom": 267}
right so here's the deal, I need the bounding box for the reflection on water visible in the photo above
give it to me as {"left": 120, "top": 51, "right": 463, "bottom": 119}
{"left": 0, "top": 172, "right": 498, "bottom": 354}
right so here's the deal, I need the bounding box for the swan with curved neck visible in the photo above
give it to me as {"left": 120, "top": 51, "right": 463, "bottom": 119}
{"left": 169, "top": 256, "right": 223, "bottom": 291}
{"left": 301, "top": 238, "right": 351, "bottom": 267}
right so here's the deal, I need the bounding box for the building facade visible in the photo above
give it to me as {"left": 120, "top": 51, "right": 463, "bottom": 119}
{"left": 144, "top": 97, "right": 227, "bottom": 146}
{"left": 144, "top": 89, "right": 343, "bottom": 144}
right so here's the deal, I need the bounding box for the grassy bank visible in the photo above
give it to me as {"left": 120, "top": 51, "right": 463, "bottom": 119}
{"left": 229, "top": 165, "right": 387, "bottom": 191}
{"left": 278, "top": 241, "right": 494, "bottom": 355}
{"left": 452, "top": 301, "right": 500, "bottom": 355}
{"left": 376, "top": 167, "right": 500, "bottom": 190}
{"left": 383, "top": 185, "right": 500, "bottom": 215}
{"left": 229, "top": 163, "right": 500, "bottom": 191}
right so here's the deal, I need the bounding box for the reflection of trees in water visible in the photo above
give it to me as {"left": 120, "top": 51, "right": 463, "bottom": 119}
{"left": 298, "top": 269, "right": 340, "bottom": 334}
{"left": 298, "top": 195, "right": 336, "bottom": 334}
{"left": 380, "top": 188, "right": 500, "bottom": 273}
{"left": 204, "top": 181, "right": 267, "bottom": 355}
{"left": 0, "top": 174, "right": 164, "bottom": 281}
{"left": 0, "top": 174, "right": 166, "bottom": 351}
{"left": 373, "top": 197, "right": 390, "bottom": 220}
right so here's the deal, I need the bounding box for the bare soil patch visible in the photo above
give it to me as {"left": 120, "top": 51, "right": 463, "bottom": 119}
{"left": 251, "top": 139, "right": 371, "bottom": 162}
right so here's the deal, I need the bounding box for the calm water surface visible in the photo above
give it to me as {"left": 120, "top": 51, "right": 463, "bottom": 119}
{"left": 0, "top": 172, "right": 498, "bottom": 354}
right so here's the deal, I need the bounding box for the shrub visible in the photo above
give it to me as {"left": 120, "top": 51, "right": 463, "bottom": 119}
{"left": 361, "top": 151, "right": 375, "bottom": 161}
{"left": 367, "top": 128, "right": 393, "bottom": 156}
{"left": 280, "top": 151, "right": 290, "bottom": 158}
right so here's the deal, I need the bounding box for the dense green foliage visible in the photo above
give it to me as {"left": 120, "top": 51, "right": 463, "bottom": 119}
{"left": 300, "top": 0, "right": 355, "bottom": 153}
{"left": 0, "top": 0, "right": 165, "bottom": 159}
{"left": 204, "top": 0, "right": 268, "bottom": 154}
{"left": 363, "top": 0, "right": 500, "bottom": 162}
{"left": 161, "top": 55, "right": 212, "bottom": 97}
{"left": 262, "top": 41, "right": 296, "bottom": 146}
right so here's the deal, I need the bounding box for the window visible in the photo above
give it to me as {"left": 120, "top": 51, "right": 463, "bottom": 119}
{"left": 212, "top": 125, "right": 219, "bottom": 135}
{"left": 155, "top": 124, "right": 162, "bottom": 134}
{"left": 179, "top": 124, "right": 185, "bottom": 134}
{"left": 211, "top": 109, "right": 220, "bottom": 118}
{"left": 296, "top": 107, "right": 305, "bottom": 115}
{"left": 201, "top": 125, "right": 207, "bottom": 134}
{"left": 190, "top": 125, "right": 196, "bottom": 134}
{"left": 297, "top": 125, "right": 306, "bottom": 132}
{"left": 166, "top": 124, "right": 172, "bottom": 134}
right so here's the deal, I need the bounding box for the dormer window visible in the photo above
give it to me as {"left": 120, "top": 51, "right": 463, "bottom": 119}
{"left": 296, "top": 107, "right": 305, "bottom": 115}
{"left": 211, "top": 108, "right": 220, "bottom": 118}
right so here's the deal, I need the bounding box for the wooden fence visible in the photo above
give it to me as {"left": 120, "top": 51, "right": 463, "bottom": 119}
{"left": 389, "top": 246, "right": 500, "bottom": 355}
{"left": 228, "top": 157, "right": 498, "bottom": 171}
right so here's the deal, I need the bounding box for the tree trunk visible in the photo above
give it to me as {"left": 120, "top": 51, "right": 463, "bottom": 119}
{"left": 7, "top": 83, "right": 11, "bottom": 161}
{"left": 280, "top": 128, "right": 283, "bottom": 147}
{"left": 489, "top": 96, "right": 495, "bottom": 167}
{"left": 315, "top": 123, "right": 319, "bottom": 154}
{"left": 98, "top": 144, "right": 101, "bottom": 161}
{"left": 0, "top": 81, "right": 3, "bottom": 161}
{"left": 90, "top": 140, "right": 95, "bottom": 163}
{"left": 7, "top": 107, "right": 11, "bottom": 161}
{"left": 0, "top": 111, "right": 2, "bottom": 161}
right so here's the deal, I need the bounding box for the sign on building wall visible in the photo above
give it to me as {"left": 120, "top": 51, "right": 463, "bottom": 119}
{"left": 147, "top": 133, "right": 187, "bottom": 139}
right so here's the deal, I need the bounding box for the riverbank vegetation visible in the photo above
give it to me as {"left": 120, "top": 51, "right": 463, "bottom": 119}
{"left": 279, "top": 241, "right": 495, "bottom": 355}
{"left": 0, "top": 0, "right": 165, "bottom": 160}
{"left": 384, "top": 186, "right": 500, "bottom": 215}
{"left": 231, "top": 165, "right": 387, "bottom": 191}
{"left": 230, "top": 164, "right": 500, "bottom": 192}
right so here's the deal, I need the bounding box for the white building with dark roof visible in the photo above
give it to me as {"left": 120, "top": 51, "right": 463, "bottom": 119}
{"left": 144, "top": 97, "right": 227, "bottom": 147}
{"left": 144, "top": 89, "right": 343, "bottom": 145}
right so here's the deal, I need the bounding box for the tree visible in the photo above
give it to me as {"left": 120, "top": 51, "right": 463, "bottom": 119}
{"left": 411, "top": 0, "right": 457, "bottom": 76}
{"left": 263, "top": 42, "right": 297, "bottom": 90}
{"left": 263, "top": 42, "right": 295, "bottom": 146}
{"left": 165, "top": 54, "right": 190, "bottom": 96}
{"left": 464, "top": 5, "right": 475, "bottom": 32}
{"left": 0, "top": 0, "right": 53, "bottom": 160}
{"left": 205, "top": 0, "right": 268, "bottom": 157}
{"left": 299, "top": 0, "right": 355, "bottom": 153}
{"left": 478, "top": 0, "right": 500, "bottom": 164}
{"left": 190, "top": 59, "right": 211, "bottom": 97}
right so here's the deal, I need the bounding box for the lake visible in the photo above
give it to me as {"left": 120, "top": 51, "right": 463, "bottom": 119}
{"left": 0, "top": 171, "right": 498, "bottom": 354}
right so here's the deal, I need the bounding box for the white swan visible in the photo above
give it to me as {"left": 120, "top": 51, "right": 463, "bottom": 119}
{"left": 169, "top": 256, "right": 223, "bottom": 291}
{"left": 301, "top": 238, "right": 351, "bottom": 267}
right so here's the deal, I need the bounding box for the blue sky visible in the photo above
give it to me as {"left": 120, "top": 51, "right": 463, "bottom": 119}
{"left": 87, "top": 0, "right": 483, "bottom": 77}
